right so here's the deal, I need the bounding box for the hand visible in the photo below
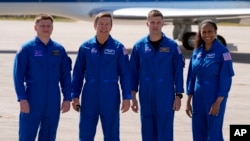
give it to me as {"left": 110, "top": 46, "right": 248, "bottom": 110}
{"left": 131, "top": 97, "right": 139, "bottom": 113}
{"left": 186, "top": 95, "right": 193, "bottom": 118}
{"left": 61, "top": 100, "right": 70, "bottom": 113}
{"left": 209, "top": 101, "right": 221, "bottom": 116}
{"left": 186, "top": 103, "right": 192, "bottom": 118}
{"left": 121, "top": 99, "right": 130, "bottom": 113}
{"left": 173, "top": 97, "right": 181, "bottom": 111}
{"left": 72, "top": 98, "right": 80, "bottom": 112}
{"left": 20, "top": 100, "right": 30, "bottom": 113}
{"left": 131, "top": 91, "right": 139, "bottom": 113}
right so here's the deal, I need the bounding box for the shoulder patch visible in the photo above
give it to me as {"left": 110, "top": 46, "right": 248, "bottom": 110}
{"left": 177, "top": 46, "right": 182, "bottom": 54}
{"left": 123, "top": 47, "right": 128, "bottom": 55}
{"left": 223, "top": 52, "right": 232, "bottom": 61}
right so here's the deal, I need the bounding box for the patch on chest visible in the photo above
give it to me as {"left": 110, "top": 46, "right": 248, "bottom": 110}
{"left": 91, "top": 48, "right": 98, "bottom": 54}
{"left": 104, "top": 49, "right": 115, "bottom": 55}
{"left": 160, "top": 47, "right": 170, "bottom": 52}
{"left": 206, "top": 53, "right": 215, "bottom": 58}
{"left": 51, "top": 50, "right": 60, "bottom": 56}
{"left": 145, "top": 46, "right": 151, "bottom": 53}
{"left": 33, "top": 50, "right": 43, "bottom": 56}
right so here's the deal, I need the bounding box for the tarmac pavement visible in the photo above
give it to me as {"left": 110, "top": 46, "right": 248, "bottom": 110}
{"left": 0, "top": 19, "right": 250, "bottom": 141}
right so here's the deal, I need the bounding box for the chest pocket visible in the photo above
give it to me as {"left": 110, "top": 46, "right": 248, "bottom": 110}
{"left": 102, "top": 49, "right": 117, "bottom": 65}
{"left": 193, "top": 53, "right": 220, "bottom": 76}
{"left": 203, "top": 57, "right": 220, "bottom": 76}
{"left": 85, "top": 48, "right": 117, "bottom": 68}
{"left": 50, "top": 55, "right": 61, "bottom": 67}
{"left": 140, "top": 48, "right": 154, "bottom": 62}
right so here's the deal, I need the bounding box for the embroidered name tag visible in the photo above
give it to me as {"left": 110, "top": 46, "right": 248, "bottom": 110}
{"left": 52, "top": 50, "right": 60, "bottom": 56}
{"left": 206, "top": 53, "right": 215, "bottom": 58}
{"left": 104, "top": 49, "right": 115, "bottom": 55}
{"left": 160, "top": 47, "right": 170, "bottom": 52}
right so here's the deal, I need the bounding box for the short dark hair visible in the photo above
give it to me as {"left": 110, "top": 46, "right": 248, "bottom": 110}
{"left": 147, "top": 9, "right": 163, "bottom": 20}
{"left": 34, "top": 14, "right": 54, "bottom": 24}
{"left": 94, "top": 12, "right": 113, "bottom": 26}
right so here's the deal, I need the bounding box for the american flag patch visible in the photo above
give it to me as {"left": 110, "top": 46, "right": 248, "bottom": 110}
{"left": 123, "top": 47, "right": 128, "bottom": 55}
{"left": 177, "top": 46, "right": 182, "bottom": 54}
{"left": 223, "top": 52, "right": 232, "bottom": 61}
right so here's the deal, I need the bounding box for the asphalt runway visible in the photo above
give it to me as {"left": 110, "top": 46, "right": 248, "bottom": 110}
{"left": 0, "top": 19, "right": 250, "bottom": 141}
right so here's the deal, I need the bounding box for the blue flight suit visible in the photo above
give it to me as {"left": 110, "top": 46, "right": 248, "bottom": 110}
{"left": 130, "top": 33, "right": 185, "bottom": 141}
{"left": 186, "top": 39, "right": 234, "bottom": 141}
{"left": 13, "top": 36, "right": 72, "bottom": 141}
{"left": 71, "top": 36, "right": 132, "bottom": 141}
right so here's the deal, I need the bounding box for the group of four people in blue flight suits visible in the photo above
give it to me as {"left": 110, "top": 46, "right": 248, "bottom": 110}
{"left": 13, "top": 10, "right": 234, "bottom": 141}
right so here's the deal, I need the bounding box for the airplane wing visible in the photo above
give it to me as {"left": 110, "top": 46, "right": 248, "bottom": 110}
{"left": 0, "top": 1, "right": 249, "bottom": 51}
{"left": 113, "top": 7, "right": 250, "bottom": 20}
{"left": 112, "top": 7, "right": 250, "bottom": 50}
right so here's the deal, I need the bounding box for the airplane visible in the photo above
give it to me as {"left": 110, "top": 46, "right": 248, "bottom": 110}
{"left": 1, "top": 0, "right": 250, "bottom": 50}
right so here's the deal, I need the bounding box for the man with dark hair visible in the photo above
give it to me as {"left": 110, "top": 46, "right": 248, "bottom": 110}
{"left": 130, "top": 9, "right": 185, "bottom": 141}
{"left": 71, "top": 12, "right": 131, "bottom": 141}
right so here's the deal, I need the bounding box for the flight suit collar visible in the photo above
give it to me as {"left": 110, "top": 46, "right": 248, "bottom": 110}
{"left": 34, "top": 36, "right": 52, "bottom": 46}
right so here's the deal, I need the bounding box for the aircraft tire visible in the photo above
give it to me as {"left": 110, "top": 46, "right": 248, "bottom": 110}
{"left": 182, "top": 32, "right": 196, "bottom": 50}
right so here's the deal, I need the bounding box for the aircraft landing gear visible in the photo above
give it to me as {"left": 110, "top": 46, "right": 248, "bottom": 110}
{"left": 182, "top": 32, "right": 227, "bottom": 50}
{"left": 182, "top": 32, "right": 196, "bottom": 50}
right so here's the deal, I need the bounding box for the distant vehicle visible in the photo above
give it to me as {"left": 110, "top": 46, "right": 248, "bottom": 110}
{"left": 1, "top": 0, "right": 250, "bottom": 50}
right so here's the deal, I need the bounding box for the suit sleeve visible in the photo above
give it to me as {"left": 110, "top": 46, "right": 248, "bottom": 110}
{"left": 60, "top": 49, "right": 72, "bottom": 101}
{"left": 13, "top": 47, "right": 28, "bottom": 101}
{"left": 173, "top": 45, "right": 185, "bottom": 93}
{"left": 129, "top": 45, "right": 140, "bottom": 92}
{"left": 218, "top": 51, "right": 234, "bottom": 97}
{"left": 71, "top": 46, "right": 86, "bottom": 98}
{"left": 186, "top": 56, "right": 196, "bottom": 95}
{"left": 118, "top": 46, "right": 132, "bottom": 100}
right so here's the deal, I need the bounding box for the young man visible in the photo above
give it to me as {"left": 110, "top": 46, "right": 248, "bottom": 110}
{"left": 13, "top": 14, "right": 72, "bottom": 141}
{"left": 71, "top": 12, "right": 131, "bottom": 141}
{"left": 130, "top": 9, "right": 185, "bottom": 141}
